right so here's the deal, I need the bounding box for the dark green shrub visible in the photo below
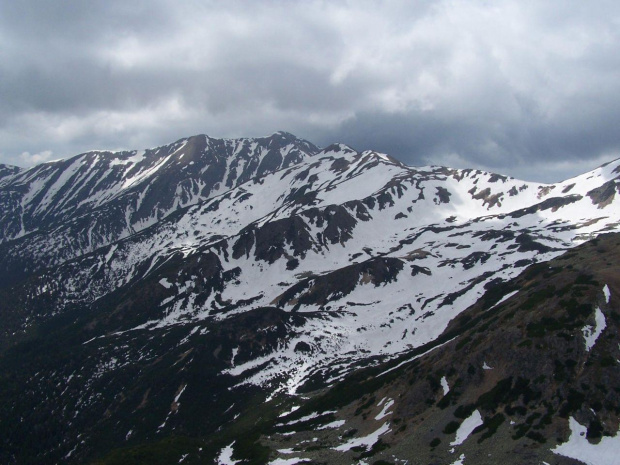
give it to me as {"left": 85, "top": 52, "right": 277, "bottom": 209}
{"left": 443, "top": 421, "right": 461, "bottom": 434}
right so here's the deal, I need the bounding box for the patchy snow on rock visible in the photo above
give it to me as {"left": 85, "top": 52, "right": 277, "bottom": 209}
{"left": 451, "top": 410, "right": 483, "bottom": 446}
{"left": 377, "top": 338, "right": 457, "bottom": 378}
{"left": 375, "top": 399, "right": 395, "bottom": 420}
{"left": 334, "top": 422, "right": 391, "bottom": 452}
{"left": 553, "top": 417, "right": 620, "bottom": 465}
{"left": 450, "top": 454, "right": 466, "bottom": 465}
{"left": 482, "top": 361, "right": 493, "bottom": 370}
{"left": 582, "top": 307, "right": 606, "bottom": 352}
{"left": 441, "top": 376, "right": 450, "bottom": 396}
{"left": 217, "top": 442, "right": 241, "bottom": 465}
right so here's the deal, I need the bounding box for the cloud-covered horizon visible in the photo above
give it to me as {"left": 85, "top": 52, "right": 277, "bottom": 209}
{"left": 1, "top": 0, "right": 619, "bottom": 182}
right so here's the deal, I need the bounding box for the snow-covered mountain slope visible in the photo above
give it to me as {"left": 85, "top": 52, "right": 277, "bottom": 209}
{"left": 0, "top": 163, "right": 22, "bottom": 184}
{"left": 3, "top": 139, "right": 619, "bottom": 389}
{"left": 0, "top": 133, "right": 619, "bottom": 464}
{"left": 0, "top": 132, "right": 318, "bottom": 282}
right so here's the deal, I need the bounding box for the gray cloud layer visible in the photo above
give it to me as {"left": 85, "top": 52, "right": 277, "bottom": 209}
{"left": 1, "top": 0, "right": 619, "bottom": 181}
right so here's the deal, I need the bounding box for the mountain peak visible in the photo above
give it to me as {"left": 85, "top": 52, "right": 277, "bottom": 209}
{"left": 271, "top": 130, "right": 297, "bottom": 139}
{"left": 322, "top": 142, "right": 357, "bottom": 154}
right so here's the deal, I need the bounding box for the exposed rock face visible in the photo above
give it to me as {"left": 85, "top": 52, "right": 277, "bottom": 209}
{"left": 588, "top": 179, "right": 619, "bottom": 208}
{"left": 0, "top": 133, "right": 619, "bottom": 464}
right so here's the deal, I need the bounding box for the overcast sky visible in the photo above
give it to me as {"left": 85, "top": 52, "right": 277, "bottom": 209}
{"left": 1, "top": 0, "right": 619, "bottom": 182}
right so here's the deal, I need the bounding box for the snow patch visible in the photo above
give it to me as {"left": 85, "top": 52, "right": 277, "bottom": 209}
{"left": 582, "top": 307, "right": 606, "bottom": 351}
{"left": 217, "top": 442, "right": 241, "bottom": 465}
{"left": 441, "top": 376, "right": 450, "bottom": 395}
{"left": 553, "top": 416, "right": 620, "bottom": 465}
{"left": 174, "top": 384, "right": 187, "bottom": 404}
{"left": 279, "top": 411, "right": 335, "bottom": 427}
{"left": 268, "top": 458, "right": 310, "bottom": 465}
{"left": 105, "top": 245, "right": 117, "bottom": 263}
{"left": 603, "top": 284, "right": 611, "bottom": 304}
{"left": 489, "top": 290, "right": 519, "bottom": 310}
{"left": 278, "top": 405, "right": 300, "bottom": 418}
{"left": 334, "top": 422, "right": 391, "bottom": 452}
{"left": 121, "top": 154, "right": 172, "bottom": 190}
{"left": 375, "top": 399, "right": 394, "bottom": 420}
{"left": 451, "top": 410, "right": 483, "bottom": 446}
{"left": 64, "top": 444, "right": 78, "bottom": 459}
{"left": 317, "top": 420, "right": 346, "bottom": 430}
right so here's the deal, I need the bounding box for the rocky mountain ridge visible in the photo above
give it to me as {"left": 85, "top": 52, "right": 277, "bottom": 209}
{"left": 0, "top": 133, "right": 619, "bottom": 464}
{"left": 0, "top": 132, "right": 318, "bottom": 283}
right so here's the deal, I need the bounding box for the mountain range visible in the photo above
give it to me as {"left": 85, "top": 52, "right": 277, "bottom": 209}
{"left": 0, "top": 132, "right": 618, "bottom": 464}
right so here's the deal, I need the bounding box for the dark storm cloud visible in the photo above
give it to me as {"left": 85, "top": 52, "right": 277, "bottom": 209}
{"left": 1, "top": 0, "right": 620, "bottom": 182}
{"left": 315, "top": 96, "right": 620, "bottom": 182}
